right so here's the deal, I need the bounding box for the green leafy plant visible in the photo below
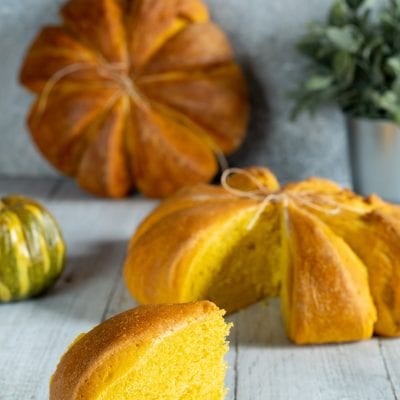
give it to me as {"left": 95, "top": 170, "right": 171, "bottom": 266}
{"left": 292, "top": 0, "right": 400, "bottom": 123}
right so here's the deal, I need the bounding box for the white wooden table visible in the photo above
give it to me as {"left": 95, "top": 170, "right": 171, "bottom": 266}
{"left": 1, "top": 178, "right": 399, "bottom": 400}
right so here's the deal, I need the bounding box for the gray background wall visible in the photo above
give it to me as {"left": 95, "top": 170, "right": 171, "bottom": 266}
{"left": 0, "top": 0, "right": 352, "bottom": 186}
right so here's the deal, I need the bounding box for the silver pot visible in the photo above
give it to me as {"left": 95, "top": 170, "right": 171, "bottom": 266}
{"left": 348, "top": 117, "right": 400, "bottom": 203}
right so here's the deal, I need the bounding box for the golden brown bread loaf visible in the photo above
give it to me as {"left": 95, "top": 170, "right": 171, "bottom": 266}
{"left": 50, "top": 301, "right": 231, "bottom": 399}
{"left": 124, "top": 167, "right": 400, "bottom": 344}
{"left": 20, "top": 0, "right": 248, "bottom": 198}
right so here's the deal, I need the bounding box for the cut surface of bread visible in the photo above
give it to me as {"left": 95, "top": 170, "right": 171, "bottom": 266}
{"left": 50, "top": 301, "right": 231, "bottom": 400}
{"left": 180, "top": 203, "right": 282, "bottom": 313}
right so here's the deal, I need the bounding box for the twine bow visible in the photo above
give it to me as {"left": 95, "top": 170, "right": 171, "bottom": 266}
{"left": 219, "top": 168, "right": 368, "bottom": 231}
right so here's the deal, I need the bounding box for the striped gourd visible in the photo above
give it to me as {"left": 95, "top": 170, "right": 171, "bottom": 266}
{"left": 0, "top": 195, "right": 65, "bottom": 302}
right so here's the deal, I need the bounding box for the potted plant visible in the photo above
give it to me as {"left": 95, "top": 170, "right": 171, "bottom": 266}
{"left": 292, "top": 0, "right": 400, "bottom": 202}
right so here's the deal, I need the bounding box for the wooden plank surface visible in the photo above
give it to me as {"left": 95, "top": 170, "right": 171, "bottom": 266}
{"left": 235, "top": 301, "right": 396, "bottom": 400}
{"left": 0, "top": 178, "right": 399, "bottom": 399}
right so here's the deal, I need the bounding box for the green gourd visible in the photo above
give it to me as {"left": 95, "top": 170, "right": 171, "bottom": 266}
{"left": 0, "top": 195, "right": 65, "bottom": 302}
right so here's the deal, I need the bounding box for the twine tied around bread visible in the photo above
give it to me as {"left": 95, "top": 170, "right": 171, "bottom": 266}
{"left": 35, "top": 62, "right": 151, "bottom": 119}
{"left": 220, "top": 168, "right": 368, "bottom": 230}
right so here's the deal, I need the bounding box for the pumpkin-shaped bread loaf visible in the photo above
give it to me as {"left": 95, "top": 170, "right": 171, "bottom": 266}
{"left": 20, "top": 0, "right": 248, "bottom": 198}
{"left": 50, "top": 301, "right": 231, "bottom": 400}
{"left": 124, "top": 167, "right": 400, "bottom": 344}
{"left": 0, "top": 195, "right": 65, "bottom": 302}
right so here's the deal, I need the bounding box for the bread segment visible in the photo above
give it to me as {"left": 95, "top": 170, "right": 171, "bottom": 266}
{"left": 307, "top": 205, "right": 400, "bottom": 337}
{"left": 280, "top": 203, "right": 376, "bottom": 344}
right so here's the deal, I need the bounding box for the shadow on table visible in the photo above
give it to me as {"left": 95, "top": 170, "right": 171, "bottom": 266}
{"left": 230, "top": 300, "right": 383, "bottom": 349}
{"left": 227, "top": 300, "right": 294, "bottom": 348}
{"left": 48, "top": 179, "right": 145, "bottom": 202}
{"left": 31, "top": 239, "right": 129, "bottom": 322}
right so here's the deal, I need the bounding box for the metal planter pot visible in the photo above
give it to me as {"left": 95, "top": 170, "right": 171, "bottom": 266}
{"left": 348, "top": 117, "right": 400, "bottom": 203}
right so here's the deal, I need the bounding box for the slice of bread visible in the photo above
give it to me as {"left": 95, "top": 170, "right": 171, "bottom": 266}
{"left": 50, "top": 301, "right": 231, "bottom": 399}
